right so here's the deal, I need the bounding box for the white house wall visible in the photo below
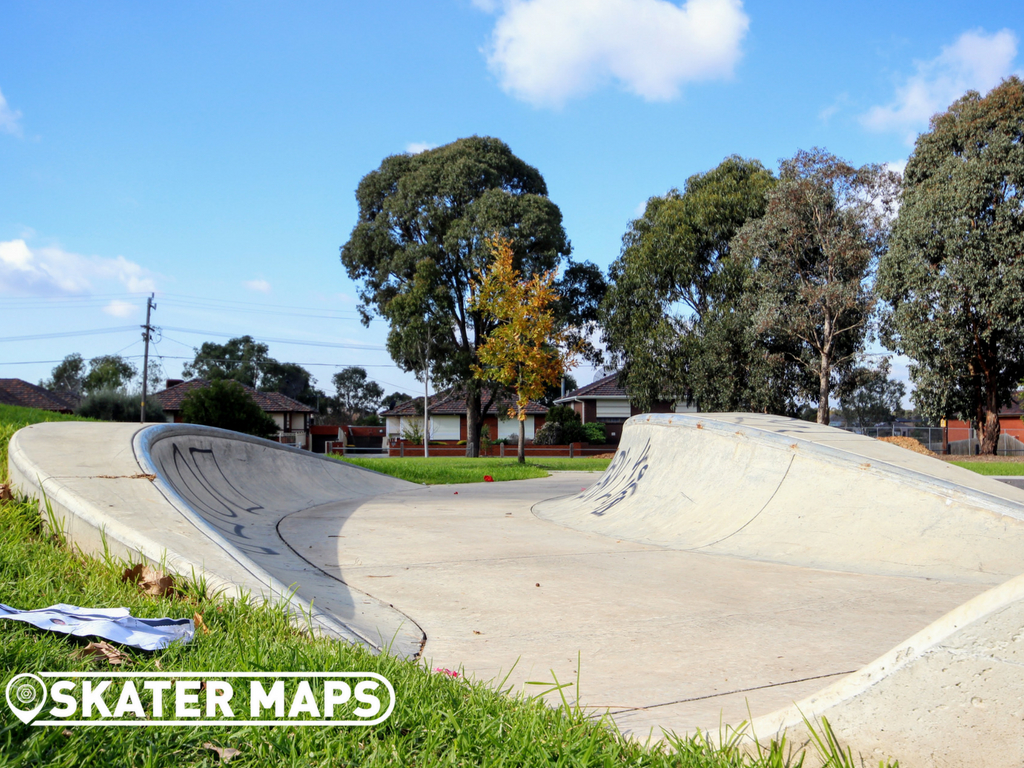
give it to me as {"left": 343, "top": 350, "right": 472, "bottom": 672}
{"left": 431, "top": 415, "right": 460, "bottom": 440}
{"left": 497, "top": 416, "right": 535, "bottom": 440}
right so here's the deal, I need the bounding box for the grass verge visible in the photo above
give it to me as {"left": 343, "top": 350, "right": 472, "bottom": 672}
{"left": 949, "top": 461, "right": 1024, "bottom": 476}
{"left": 1, "top": 407, "right": 883, "bottom": 766}
{"left": 335, "top": 456, "right": 611, "bottom": 485}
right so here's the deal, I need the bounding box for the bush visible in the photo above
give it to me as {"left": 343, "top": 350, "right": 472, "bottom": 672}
{"left": 76, "top": 389, "right": 166, "bottom": 423}
{"left": 542, "top": 405, "right": 586, "bottom": 443}
{"left": 402, "top": 420, "right": 425, "bottom": 444}
{"left": 533, "top": 421, "right": 563, "bottom": 445}
{"left": 179, "top": 380, "right": 278, "bottom": 439}
{"left": 583, "top": 422, "right": 606, "bottom": 444}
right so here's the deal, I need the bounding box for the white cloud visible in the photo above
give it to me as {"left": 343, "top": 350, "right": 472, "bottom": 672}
{"left": 885, "top": 158, "right": 908, "bottom": 176}
{"left": 481, "top": 0, "right": 749, "bottom": 107}
{"left": 0, "top": 87, "right": 23, "bottom": 138}
{"left": 244, "top": 278, "right": 272, "bottom": 293}
{"left": 0, "top": 238, "right": 156, "bottom": 296}
{"left": 103, "top": 299, "right": 138, "bottom": 318}
{"left": 406, "top": 142, "right": 438, "bottom": 154}
{"left": 862, "top": 29, "right": 1020, "bottom": 142}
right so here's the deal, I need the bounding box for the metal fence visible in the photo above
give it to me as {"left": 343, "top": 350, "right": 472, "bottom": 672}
{"left": 836, "top": 424, "right": 1024, "bottom": 456}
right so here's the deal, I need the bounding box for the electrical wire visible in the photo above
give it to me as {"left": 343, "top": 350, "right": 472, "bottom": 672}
{"left": 0, "top": 326, "right": 138, "bottom": 342}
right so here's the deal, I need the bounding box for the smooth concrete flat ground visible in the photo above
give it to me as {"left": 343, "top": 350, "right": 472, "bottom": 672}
{"left": 279, "top": 472, "right": 985, "bottom": 739}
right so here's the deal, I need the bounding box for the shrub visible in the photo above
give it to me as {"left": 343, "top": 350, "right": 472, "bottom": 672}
{"left": 533, "top": 421, "right": 563, "bottom": 445}
{"left": 179, "top": 380, "right": 278, "bottom": 439}
{"left": 542, "top": 405, "right": 586, "bottom": 443}
{"left": 583, "top": 422, "right": 606, "bottom": 444}
{"left": 76, "top": 389, "right": 166, "bottom": 423}
{"left": 402, "top": 420, "right": 425, "bottom": 444}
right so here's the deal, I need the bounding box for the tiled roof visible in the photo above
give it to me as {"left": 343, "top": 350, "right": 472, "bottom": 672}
{"left": 0, "top": 379, "right": 76, "bottom": 412}
{"left": 154, "top": 379, "right": 315, "bottom": 413}
{"left": 555, "top": 371, "right": 627, "bottom": 401}
{"left": 381, "top": 388, "right": 547, "bottom": 417}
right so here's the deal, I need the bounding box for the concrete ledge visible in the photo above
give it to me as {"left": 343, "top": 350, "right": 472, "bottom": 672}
{"left": 8, "top": 422, "right": 424, "bottom": 657}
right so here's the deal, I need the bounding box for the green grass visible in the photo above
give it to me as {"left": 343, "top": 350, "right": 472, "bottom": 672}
{"left": 0, "top": 406, "right": 882, "bottom": 767}
{"left": 949, "top": 461, "right": 1024, "bottom": 475}
{"left": 335, "top": 456, "right": 612, "bottom": 485}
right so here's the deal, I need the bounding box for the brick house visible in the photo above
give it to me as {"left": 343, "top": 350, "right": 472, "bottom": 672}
{"left": 0, "top": 379, "right": 76, "bottom": 413}
{"left": 154, "top": 379, "right": 315, "bottom": 448}
{"left": 554, "top": 371, "right": 697, "bottom": 444}
{"left": 381, "top": 388, "right": 547, "bottom": 443}
{"left": 944, "top": 397, "right": 1024, "bottom": 454}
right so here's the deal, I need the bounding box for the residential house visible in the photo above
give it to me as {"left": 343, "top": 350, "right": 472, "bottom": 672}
{"left": 945, "top": 397, "right": 1024, "bottom": 455}
{"left": 381, "top": 388, "right": 547, "bottom": 443}
{"left": 154, "top": 379, "right": 316, "bottom": 449}
{"left": 555, "top": 371, "right": 697, "bottom": 444}
{"left": 0, "top": 379, "right": 76, "bottom": 414}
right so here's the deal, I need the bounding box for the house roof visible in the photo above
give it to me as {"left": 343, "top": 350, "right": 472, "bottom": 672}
{"left": 0, "top": 379, "right": 76, "bottom": 412}
{"left": 381, "top": 388, "right": 547, "bottom": 417}
{"left": 555, "top": 372, "right": 627, "bottom": 402}
{"left": 154, "top": 379, "right": 315, "bottom": 413}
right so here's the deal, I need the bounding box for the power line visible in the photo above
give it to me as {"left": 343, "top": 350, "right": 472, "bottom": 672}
{"left": 0, "top": 326, "right": 138, "bottom": 343}
{"left": 159, "top": 326, "right": 386, "bottom": 351}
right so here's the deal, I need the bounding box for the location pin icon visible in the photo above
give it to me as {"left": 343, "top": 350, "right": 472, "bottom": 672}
{"left": 5, "top": 674, "right": 47, "bottom": 724}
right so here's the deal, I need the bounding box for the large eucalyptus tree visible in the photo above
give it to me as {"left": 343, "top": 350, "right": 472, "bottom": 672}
{"left": 340, "top": 137, "right": 571, "bottom": 457}
{"left": 877, "top": 77, "right": 1024, "bottom": 453}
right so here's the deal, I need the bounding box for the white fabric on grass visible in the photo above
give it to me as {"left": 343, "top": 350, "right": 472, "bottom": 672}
{"left": 0, "top": 603, "right": 194, "bottom": 650}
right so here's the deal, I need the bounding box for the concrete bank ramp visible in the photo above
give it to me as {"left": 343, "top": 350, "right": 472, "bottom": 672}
{"left": 536, "top": 413, "right": 1024, "bottom": 766}
{"left": 8, "top": 422, "right": 423, "bottom": 657}
{"left": 534, "top": 413, "right": 1024, "bottom": 584}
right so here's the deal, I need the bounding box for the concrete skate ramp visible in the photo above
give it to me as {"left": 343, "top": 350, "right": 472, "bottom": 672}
{"left": 536, "top": 413, "right": 1024, "bottom": 766}
{"left": 534, "top": 413, "right": 1024, "bottom": 584}
{"left": 9, "top": 422, "right": 423, "bottom": 657}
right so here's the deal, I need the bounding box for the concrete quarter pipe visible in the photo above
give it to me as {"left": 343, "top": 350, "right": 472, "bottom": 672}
{"left": 9, "top": 414, "right": 1024, "bottom": 766}
{"left": 534, "top": 413, "right": 1024, "bottom": 766}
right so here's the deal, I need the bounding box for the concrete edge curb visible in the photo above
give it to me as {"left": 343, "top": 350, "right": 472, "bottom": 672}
{"left": 741, "top": 569, "right": 1024, "bottom": 753}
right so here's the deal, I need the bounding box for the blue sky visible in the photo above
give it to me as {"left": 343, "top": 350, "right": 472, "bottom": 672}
{"left": 1, "top": 0, "right": 1021, "bottom": 402}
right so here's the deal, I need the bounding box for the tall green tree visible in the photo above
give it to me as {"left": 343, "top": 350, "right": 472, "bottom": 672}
{"left": 183, "top": 336, "right": 270, "bottom": 388}
{"left": 735, "top": 148, "right": 899, "bottom": 424}
{"left": 179, "top": 380, "right": 279, "bottom": 439}
{"left": 261, "top": 360, "right": 322, "bottom": 409}
{"left": 838, "top": 362, "right": 907, "bottom": 429}
{"left": 601, "top": 156, "right": 791, "bottom": 412}
{"left": 340, "top": 136, "right": 571, "bottom": 456}
{"left": 41, "top": 353, "right": 86, "bottom": 398}
{"left": 877, "top": 77, "right": 1024, "bottom": 454}
{"left": 83, "top": 355, "right": 137, "bottom": 394}
{"left": 332, "top": 366, "right": 384, "bottom": 419}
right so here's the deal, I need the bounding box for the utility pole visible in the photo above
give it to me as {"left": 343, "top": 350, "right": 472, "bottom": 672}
{"left": 140, "top": 293, "right": 156, "bottom": 424}
{"left": 422, "top": 325, "right": 432, "bottom": 459}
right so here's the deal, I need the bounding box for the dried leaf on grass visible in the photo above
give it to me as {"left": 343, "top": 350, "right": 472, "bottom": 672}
{"left": 0, "top": 482, "right": 13, "bottom": 504}
{"left": 193, "top": 612, "right": 210, "bottom": 634}
{"left": 203, "top": 743, "right": 241, "bottom": 763}
{"left": 74, "top": 641, "right": 130, "bottom": 665}
{"left": 122, "top": 564, "right": 177, "bottom": 597}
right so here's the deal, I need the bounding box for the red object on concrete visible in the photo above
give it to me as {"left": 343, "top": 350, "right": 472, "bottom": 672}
{"left": 484, "top": 475, "right": 493, "bottom": 482}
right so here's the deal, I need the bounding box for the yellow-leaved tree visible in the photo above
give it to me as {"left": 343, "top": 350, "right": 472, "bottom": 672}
{"left": 472, "top": 236, "right": 577, "bottom": 463}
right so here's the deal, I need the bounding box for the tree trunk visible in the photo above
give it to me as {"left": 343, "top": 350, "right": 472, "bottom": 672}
{"left": 817, "top": 353, "right": 831, "bottom": 425}
{"left": 978, "top": 389, "right": 1002, "bottom": 455}
{"left": 518, "top": 418, "right": 525, "bottom": 464}
{"left": 465, "top": 390, "right": 482, "bottom": 458}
